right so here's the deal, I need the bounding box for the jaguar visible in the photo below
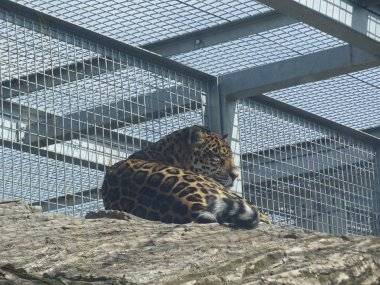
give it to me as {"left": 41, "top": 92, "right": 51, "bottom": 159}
{"left": 102, "top": 125, "right": 269, "bottom": 228}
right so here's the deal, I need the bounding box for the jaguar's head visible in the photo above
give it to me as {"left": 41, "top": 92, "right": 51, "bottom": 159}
{"left": 187, "top": 126, "right": 239, "bottom": 187}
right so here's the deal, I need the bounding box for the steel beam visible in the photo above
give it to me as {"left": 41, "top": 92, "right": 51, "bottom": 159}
{"left": 225, "top": 100, "right": 243, "bottom": 195}
{"left": 205, "top": 80, "right": 222, "bottom": 134}
{"left": 353, "top": 0, "right": 380, "bottom": 8}
{"left": 0, "top": 11, "right": 294, "bottom": 98}
{"left": 2, "top": 85, "right": 200, "bottom": 148}
{"left": 0, "top": 137, "right": 106, "bottom": 172}
{"left": 251, "top": 95, "right": 380, "bottom": 147}
{"left": 32, "top": 187, "right": 99, "bottom": 212}
{"left": 144, "top": 11, "right": 297, "bottom": 57}
{"left": 242, "top": 145, "right": 369, "bottom": 183}
{"left": 257, "top": 0, "right": 380, "bottom": 56}
{"left": 364, "top": 126, "right": 380, "bottom": 138}
{"left": 220, "top": 45, "right": 380, "bottom": 100}
{"left": 0, "top": 0, "right": 214, "bottom": 82}
{"left": 1, "top": 100, "right": 151, "bottom": 149}
{"left": 374, "top": 148, "right": 380, "bottom": 235}
{"left": 1, "top": 57, "right": 119, "bottom": 99}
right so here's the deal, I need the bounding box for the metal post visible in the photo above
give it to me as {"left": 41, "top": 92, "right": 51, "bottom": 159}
{"left": 220, "top": 93, "right": 242, "bottom": 195}
{"left": 373, "top": 148, "right": 380, "bottom": 235}
{"left": 206, "top": 79, "right": 242, "bottom": 194}
{"left": 206, "top": 79, "right": 222, "bottom": 135}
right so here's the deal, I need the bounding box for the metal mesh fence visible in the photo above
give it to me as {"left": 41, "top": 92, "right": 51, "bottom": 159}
{"left": 268, "top": 66, "right": 380, "bottom": 130}
{"left": 12, "top": 0, "right": 272, "bottom": 46}
{"left": 1, "top": 1, "right": 379, "bottom": 237}
{"left": 237, "top": 97, "right": 379, "bottom": 236}
{"left": 0, "top": 5, "right": 209, "bottom": 216}
{"left": 9, "top": 0, "right": 380, "bottom": 134}
{"left": 172, "top": 22, "right": 345, "bottom": 75}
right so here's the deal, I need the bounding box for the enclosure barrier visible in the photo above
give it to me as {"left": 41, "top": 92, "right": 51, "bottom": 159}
{"left": 0, "top": 1, "right": 379, "bottom": 236}
{"left": 0, "top": 1, "right": 211, "bottom": 216}
{"left": 237, "top": 96, "right": 380, "bottom": 236}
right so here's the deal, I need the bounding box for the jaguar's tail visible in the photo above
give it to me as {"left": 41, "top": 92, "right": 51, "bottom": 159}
{"left": 208, "top": 197, "right": 260, "bottom": 229}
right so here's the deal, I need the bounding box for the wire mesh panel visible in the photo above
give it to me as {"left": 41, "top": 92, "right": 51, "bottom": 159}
{"left": 238, "top": 97, "right": 379, "bottom": 236}
{"left": 12, "top": 0, "right": 272, "bottom": 46}
{"left": 172, "top": 22, "right": 345, "bottom": 75}
{"left": 268, "top": 66, "right": 380, "bottom": 130}
{"left": 0, "top": 5, "right": 209, "bottom": 216}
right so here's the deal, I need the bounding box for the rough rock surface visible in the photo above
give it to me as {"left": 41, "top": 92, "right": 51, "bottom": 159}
{"left": 0, "top": 200, "right": 379, "bottom": 285}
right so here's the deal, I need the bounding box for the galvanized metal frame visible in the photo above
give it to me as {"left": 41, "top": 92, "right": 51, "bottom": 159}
{"left": 354, "top": 0, "right": 379, "bottom": 8}
{"left": 0, "top": 0, "right": 379, "bottom": 235}
{"left": 5, "top": 1, "right": 378, "bottom": 102}
{"left": 0, "top": 1, "right": 213, "bottom": 215}
{"left": 256, "top": 0, "right": 380, "bottom": 56}
{"left": 252, "top": 95, "right": 380, "bottom": 147}
{"left": 215, "top": 0, "right": 380, "bottom": 235}
{"left": 0, "top": 0, "right": 214, "bottom": 82}
{"left": 238, "top": 95, "right": 379, "bottom": 235}
{"left": 219, "top": 46, "right": 380, "bottom": 100}
{"left": 143, "top": 11, "right": 298, "bottom": 57}
{"left": 374, "top": 149, "right": 380, "bottom": 235}
{"left": 366, "top": 126, "right": 380, "bottom": 139}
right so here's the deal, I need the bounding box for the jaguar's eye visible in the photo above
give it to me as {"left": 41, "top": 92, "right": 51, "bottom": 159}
{"left": 210, "top": 155, "right": 222, "bottom": 163}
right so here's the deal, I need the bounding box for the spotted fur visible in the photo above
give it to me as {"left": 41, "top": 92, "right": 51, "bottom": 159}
{"left": 102, "top": 125, "right": 265, "bottom": 228}
{"left": 102, "top": 159, "right": 259, "bottom": 228}
{"left": 128, "top": 125, "right": 238, "bottom": 187}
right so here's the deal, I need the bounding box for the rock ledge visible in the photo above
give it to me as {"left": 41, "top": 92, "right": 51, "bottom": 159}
{"left": 0, "top": 201, "right": 379, "bottom": 284}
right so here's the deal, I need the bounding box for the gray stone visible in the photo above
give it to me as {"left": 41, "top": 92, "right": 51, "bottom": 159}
{"left": 0, "top": 201, "right": 379, "bottom": 284}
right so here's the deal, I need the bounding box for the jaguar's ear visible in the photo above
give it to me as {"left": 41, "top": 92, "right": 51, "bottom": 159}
{"left": 222, "top": 133, "right": 228, "bottom": 140}
{"left": 188, "top": 125, "right": 208, "bottom": 144}
{"left": 193, "top": 125, "right": 210, "bottom": 133}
